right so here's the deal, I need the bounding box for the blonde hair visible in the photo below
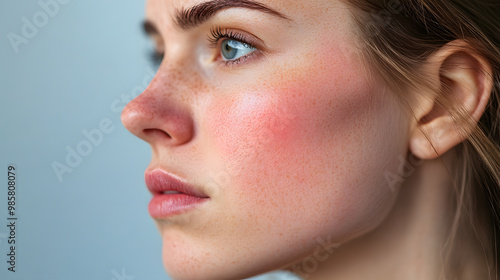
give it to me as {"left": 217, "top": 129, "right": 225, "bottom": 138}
{"left": 343, "top": 0, "right": 500, "bottom": 278}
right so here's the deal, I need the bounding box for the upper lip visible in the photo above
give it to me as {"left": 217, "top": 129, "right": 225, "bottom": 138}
{"left": 145, "top": 169, "right": 209, "bottom": 198}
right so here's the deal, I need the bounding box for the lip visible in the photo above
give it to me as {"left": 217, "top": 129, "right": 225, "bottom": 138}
{"left": 145, "top": 169, "right": 210, "bottom": 219}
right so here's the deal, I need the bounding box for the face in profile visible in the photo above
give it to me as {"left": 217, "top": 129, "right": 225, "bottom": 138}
{"left": 121, "top": 0, "right": 414, "bottom": 279}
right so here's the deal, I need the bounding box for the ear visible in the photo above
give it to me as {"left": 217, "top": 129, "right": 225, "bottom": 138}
{"left": 409, "top": 40, "right": 493, "bottom": 159}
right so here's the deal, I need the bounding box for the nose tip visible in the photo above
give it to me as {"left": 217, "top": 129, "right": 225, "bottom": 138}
{"left": 121, "top": 93, "right": 194, "bottom": 146}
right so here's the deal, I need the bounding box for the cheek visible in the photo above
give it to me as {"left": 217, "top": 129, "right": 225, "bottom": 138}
{"left": 210, "top": 93, "right": 300, "bottom": 176}
{"left": 206, "top": 56, "right": 402, "bottom": 244}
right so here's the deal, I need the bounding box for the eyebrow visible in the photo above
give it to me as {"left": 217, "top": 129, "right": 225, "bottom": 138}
{"left": 174, "top": 0, "right": 289, "bottom": 29}
{"left": 143, "top": 20, "right": 159, "bottom": 36}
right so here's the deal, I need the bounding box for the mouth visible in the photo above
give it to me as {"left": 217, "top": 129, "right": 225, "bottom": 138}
{"left": 145, "top": 169, "right": 210, "bottom": 219}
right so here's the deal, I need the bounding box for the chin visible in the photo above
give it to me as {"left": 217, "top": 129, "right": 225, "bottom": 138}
{"left": 162, "top": 258, "right": 260, "bottom": 280}
{"left": 160, "top": 239, "right": 251, "bottom": 280}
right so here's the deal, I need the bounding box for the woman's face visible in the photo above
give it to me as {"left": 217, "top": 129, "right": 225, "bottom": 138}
{"left": 122, "top": 0, "right": 410, "bottom": 279}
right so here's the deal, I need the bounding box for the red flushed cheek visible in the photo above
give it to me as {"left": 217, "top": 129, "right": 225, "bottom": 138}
{"left": 209, "top": 93, "right": 301, "bottom": 174}
{"left": 204, "top": 92, "right": 307, "bottom": 230}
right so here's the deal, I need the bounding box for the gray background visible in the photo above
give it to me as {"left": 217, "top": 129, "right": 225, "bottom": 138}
{"left": 0, "top": 0, "right": 297, "bottom": 279}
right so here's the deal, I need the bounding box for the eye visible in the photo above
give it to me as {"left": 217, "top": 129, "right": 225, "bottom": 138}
{"left": 220, "top": 39, "right": 256, "bottom": 61}
{"left": 208, "top": 27, "right": 261, "bottom": 66}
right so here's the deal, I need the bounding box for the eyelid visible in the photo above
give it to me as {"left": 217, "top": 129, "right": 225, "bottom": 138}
{"left": 217, "top": 50, "right": 261, "bottom": 68}
{"left": 207, "top": 26, "right": 265, "bottom": 51}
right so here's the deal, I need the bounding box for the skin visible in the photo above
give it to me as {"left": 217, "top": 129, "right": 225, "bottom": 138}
{"left": 121, "top": 0, "right": 493, "bottom": 279}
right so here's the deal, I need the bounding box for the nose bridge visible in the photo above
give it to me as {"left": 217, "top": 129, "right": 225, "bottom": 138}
{"left": 121, "top": 59, "right": 199, "bottom": 146}
{"left": 155, "top": 61, "right": 191, "bottom": 96}
{"left": 152, "top": 51, "right": 208, "bottom": 100}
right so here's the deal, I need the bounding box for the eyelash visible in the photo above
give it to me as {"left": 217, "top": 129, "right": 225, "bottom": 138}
{"left": 207, "top": 26, "right": 260, "bottom": 67}
{"left": 149, "top": 51, "right": 163, "bottom": 67}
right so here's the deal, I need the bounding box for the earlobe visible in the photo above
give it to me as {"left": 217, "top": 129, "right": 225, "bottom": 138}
{"left": 409, "top": 40, "right": 493, "bottom": 160}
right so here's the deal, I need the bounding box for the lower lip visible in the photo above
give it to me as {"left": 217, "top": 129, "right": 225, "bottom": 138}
{"left": 148, "top": 193, "right": 209, "bottom": 218}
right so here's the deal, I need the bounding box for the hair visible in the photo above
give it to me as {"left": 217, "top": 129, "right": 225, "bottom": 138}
{"left": 342, "top": 0, "right": 500, "bottom": 279}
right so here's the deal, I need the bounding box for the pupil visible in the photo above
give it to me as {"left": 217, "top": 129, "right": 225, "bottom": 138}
{"left": 222, "top": 40, "right": 239, "bottom": 59}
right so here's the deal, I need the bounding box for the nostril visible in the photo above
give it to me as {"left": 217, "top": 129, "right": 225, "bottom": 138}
{"left": 144, "top": 128, "right": 172, "bottom": 140}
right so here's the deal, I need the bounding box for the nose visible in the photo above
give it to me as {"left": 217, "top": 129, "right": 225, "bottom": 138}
{"left": 121, "top": 70, "right": 195, "bottom": 147}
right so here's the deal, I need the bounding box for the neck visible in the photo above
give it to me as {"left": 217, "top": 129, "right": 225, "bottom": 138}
{"left": 287, "top": 150, "right": 490, "bottom": 280}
